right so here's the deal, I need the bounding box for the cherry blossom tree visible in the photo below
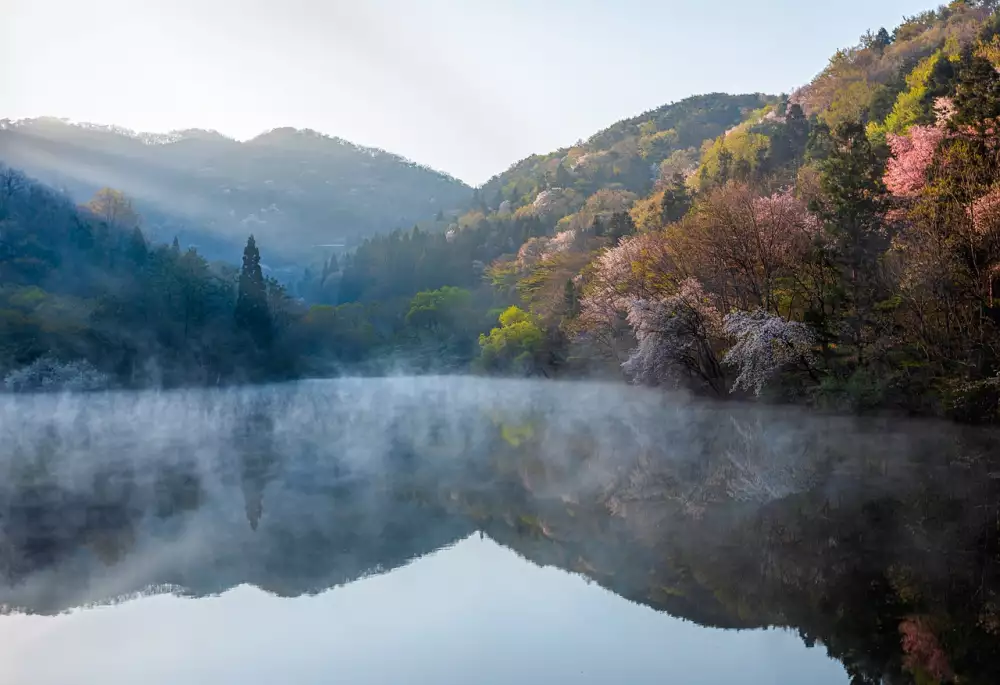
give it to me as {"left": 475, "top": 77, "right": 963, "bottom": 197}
{"left": 621, "top": 278, "right": 726, "bottom": 395}
{"left": 722, "top": 310, "right": 817, "bottom": 396}
{"left": 579, "top": 231, "right": 677, "bottom": 357}
{"left": 673, "top": 183, "right": 819, "bottom": 314}
{"left": 884, "top": 125, "right": 945, "bottom": 198}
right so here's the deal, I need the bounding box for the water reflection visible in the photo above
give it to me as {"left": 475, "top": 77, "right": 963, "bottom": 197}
{"left": 0, "top": 536, "right": 848, "bottom": 685}
{"left": 0, "top": 378, "right": 998, "bottom": 684}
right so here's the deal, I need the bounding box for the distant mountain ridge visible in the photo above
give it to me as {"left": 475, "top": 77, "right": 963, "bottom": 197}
{"left": 0, "top": 117, "right": 473, "bottom": 265}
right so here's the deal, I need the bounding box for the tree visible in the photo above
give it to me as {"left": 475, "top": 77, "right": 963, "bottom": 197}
{"left": 608, "top": 211, "right": 636, "bottom": 245}
{"left": 563, "top": 279, "right": 579, "bottom": 318}
{"left": 621, "top": 278, "right": 726, "bottom": 395}
{"left": 723, "top": 310, "right": 817, "bottom": 396}
{"left": 660, "top": 173, "right": 692, "bottom": 224}
{"left": 953, "top": 55, "right": 1000, "bottom": 136}
{"left": 674, "top": 183, "right": 819, "bottom": 314}
{"left": 127, "top": 227, "right": 148, "bottom": 266}
{"left": 478, "top": 306, "right": 546, "bottom": 376}
{"left": 884, "top": 125, "right": 945, "bottom": 198}
{"left": 812, "top": 121, "right": 890, "bottom": 365}
{"left": 86, "top": 188, "right": 139, "bottom": 230}
{"left": 235, "top": 235, "right": 272, "bottom": 349}
{"left": 591, "top": 215, "right": 606, "bottom": 237}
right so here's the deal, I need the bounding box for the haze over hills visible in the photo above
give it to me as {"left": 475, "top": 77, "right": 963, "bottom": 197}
{"left": 0, "top": 117, "right": 473, "bottom": 264}
{"left": 0, "top": 92, "right": 771, "bottom": 269}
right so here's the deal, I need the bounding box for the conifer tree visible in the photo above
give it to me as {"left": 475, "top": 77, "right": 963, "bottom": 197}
{"left": 235, "top": 235, "right": 272, "bottom": 348}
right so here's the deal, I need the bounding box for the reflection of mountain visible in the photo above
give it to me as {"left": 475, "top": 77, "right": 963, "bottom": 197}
{"left": 1, "top": 379, "right": 999, "bottom": 683}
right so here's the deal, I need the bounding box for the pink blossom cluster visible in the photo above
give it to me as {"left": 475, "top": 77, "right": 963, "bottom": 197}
{"left": 541, "top": 229, "right": 578, "bottom": 260}
{"left": 580, "top": 231, "right": 675, "bottom": 330}
{"left": 970, "top": 185, "right": 1000, "bottom": 236}
{"left": 885, "top": 125, "right": 945, "bottom": 198}
{"left": 899, "top": 616, "right": 952, "bottom": 682}
{"left": 751, "top": 189, "right": 822, "bottom": 237}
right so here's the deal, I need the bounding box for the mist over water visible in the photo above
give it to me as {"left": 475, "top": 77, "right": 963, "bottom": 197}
{"left": 0, "top": 376, "right": 980, "bottom": 606}
{"left": 1, "top": 376, "right": 998, "bottom": 683}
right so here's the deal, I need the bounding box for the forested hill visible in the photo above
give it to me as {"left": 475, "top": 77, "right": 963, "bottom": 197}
{"left": 472, "top": 93, "right": 775, "bottom": 223}
{"left": 0, "top": 118, "right": 472, "bottom": 264}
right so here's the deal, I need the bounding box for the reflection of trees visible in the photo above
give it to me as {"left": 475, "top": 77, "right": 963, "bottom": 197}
{"left": 461, "top": 417, "right": 1000, "bottom": 685}
{"left": 86, "top": 461, "right": 138, "bottom": 565}
{"left": 153, "top": 460, "right": 203, "bottom": 519}
{"left": 233, "top": 405, "right": 279, "bottom": 531}
{"left": 2, "top": 382, "right": 1000, "bottom": 684}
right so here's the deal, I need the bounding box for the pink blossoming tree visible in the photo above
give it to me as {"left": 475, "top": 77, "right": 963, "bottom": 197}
{"left": 884, "top": 125, "right": 945, "bottom": 198}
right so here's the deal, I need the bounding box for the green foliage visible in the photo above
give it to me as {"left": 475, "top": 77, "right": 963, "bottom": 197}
{"left": 478, "top": 306, "right": 546, "bottom": 376}
{"left": 868, "top": 51, "right": 958, "bottom": 140}
{"left": 477, "top": 93, "right": 775, "bottom": 225}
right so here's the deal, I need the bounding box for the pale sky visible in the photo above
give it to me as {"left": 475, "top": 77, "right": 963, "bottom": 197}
{"left": 3, "top": 0, "right": 938, "bottom": 185}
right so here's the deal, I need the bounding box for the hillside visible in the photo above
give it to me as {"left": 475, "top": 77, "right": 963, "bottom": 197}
{"left": 0, "top": 118, "right": 472, "bottom": 264}
{"left": 317, "top": 0, "right": 1000, "bottom": 420}
{"left": 470, "top": 93, "right": 775, "bottom": 223}
{"left": 330, "top": 93, "right": 775, "bottom": 305}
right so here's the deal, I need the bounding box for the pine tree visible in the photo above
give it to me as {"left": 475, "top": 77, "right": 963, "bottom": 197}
{"left": 563, "top": 279, "right": 579, "bottom": 318}
{"left": 660, "top": 173, "right": 692, "bottom": 224}
{"left": 608, "top": 211, "right": 636, "bottom": 245}
{"left": 591, "top": 215, "right": 606, "bottom": 237}
{"left": 127, "top": 226, "right": 148, "bottom": 266}
{"left": 235, "top": 235, "right": 272, "bottom": 349}
{"left": 813, "top": 121, "right": 890, "bottom": 366}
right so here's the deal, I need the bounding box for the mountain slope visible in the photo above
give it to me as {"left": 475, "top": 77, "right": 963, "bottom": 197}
{"left": 474, "top": 93, "right": 776, "bottom": 215}
{"left": 0, "top": 118, "right": 472, "bottom": 263}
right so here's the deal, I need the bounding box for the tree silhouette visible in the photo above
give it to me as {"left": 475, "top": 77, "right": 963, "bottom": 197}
{"left": 235, "top": 235, "right": 272, "bottom": 349}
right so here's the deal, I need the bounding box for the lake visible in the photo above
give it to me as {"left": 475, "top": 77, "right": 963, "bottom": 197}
{"left": 1, "top": 377, "right": 997, "bottom": 684}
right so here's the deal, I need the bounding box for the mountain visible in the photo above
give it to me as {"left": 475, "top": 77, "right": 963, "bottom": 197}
{"left": 473, "top": 93, "right": 776, "bottom": 220}
{"left": 0, "top": 117, "right": 472, "bottom": 264}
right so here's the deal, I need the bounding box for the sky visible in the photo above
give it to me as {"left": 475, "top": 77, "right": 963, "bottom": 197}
{"left": 2, "top": 0, "right": 941, "bottom": 185}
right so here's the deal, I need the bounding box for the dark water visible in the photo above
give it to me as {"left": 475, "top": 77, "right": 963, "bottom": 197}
{"left": 1, "top": 378, "right": 998, "bottom": 684}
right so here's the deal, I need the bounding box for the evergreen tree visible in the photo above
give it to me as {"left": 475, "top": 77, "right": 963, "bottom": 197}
{"left": 235, "top": 235, "right": 272, "bottom": 349}
{"left": 608, "top": 211, "right": 636, "bottom": 245}
{"left": 127, "top": 227, "right": 148, "bottom": 266}
{"left": 660, "top": 173, "right": 692, "bottom": 224}
{"left": 874, "top": 27, "right": 892, "bottom": 53}
{"left": 954, "top": 55, "right": 1000, "bottom": 136}
{"left": 591, "top": 215, "right": 606, "bottom": 237}
{"left": 813, "top": 122, "right": 890, "bottom": 366}
{"left": 563, "top": 279, "right": 579, "bottom": 318}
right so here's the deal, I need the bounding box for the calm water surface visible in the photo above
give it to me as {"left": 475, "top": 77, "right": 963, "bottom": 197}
{"left": 0, "top": 378, "right": 997, "bottom": 684}
{"left": 1, "top": 536, "right": 847, "bottom": 684}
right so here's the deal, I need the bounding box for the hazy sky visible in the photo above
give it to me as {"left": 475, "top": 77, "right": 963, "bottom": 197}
{"left": 3, "top": 0, "right": 936, "bottom": 184}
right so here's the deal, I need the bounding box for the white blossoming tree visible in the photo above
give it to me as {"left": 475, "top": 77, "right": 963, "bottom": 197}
{"left": 722, "top": 310, "right": 817, "bottom": 396}
{"left": 3, "top": 356, "right": 110, "bottom": 393}
{"left": 621, "top": 278, "right": 726, "bottom": 395}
